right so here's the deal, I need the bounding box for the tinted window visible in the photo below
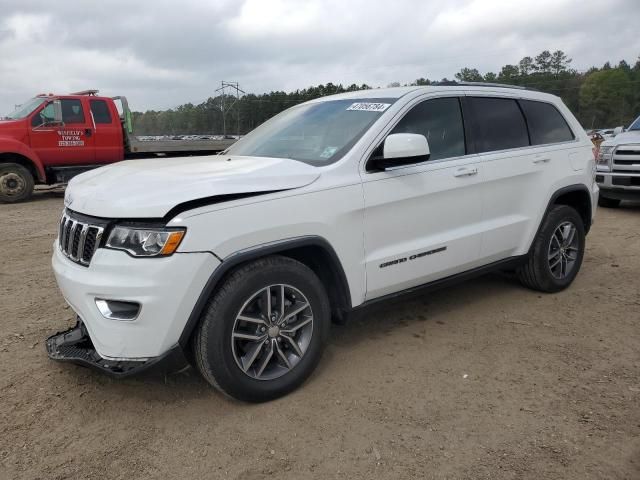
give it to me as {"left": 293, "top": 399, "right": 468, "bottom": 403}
{"left": 519, "top": 100, "right": 574, "bottom": 144}
{"left": 469, "top": 97, "right": 529, "bottom": 153}
{"left": 390, "top": 97, "right": 465, "bottom": 160}
{"left": 90, "top": 100, "right": 112, "bottom": 124}
{"left": 61, "top": 99, "right": 85, "bottom": 124}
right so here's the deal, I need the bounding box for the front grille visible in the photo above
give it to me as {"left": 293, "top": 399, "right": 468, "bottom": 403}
{"left": 58, "top": 212, "right": 105, "bottom": 266}
{"left": 612, "top": 145, "right": 640, "bottom": 173}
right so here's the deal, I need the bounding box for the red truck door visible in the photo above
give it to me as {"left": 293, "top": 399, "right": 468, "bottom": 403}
{"left": 29, "top": 98, "right": 95, "bottom": 165}
{"left": 89, "top": 98, "right": 124, "bottom": 163}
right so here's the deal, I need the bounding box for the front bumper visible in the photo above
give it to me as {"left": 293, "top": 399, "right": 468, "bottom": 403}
{"left": 51, "top": 243, "right": 220, "bottom": 360}
{"left": 596, "top": 171, "right": 640, "bottom": 201}
{"left": 47, "top": 319, "right": 188, "bottom": 376}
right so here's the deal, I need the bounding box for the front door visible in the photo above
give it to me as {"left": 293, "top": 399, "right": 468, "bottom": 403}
{"left": 361, "top": 96, "right": 486, "bottom": 300}
{"left": 29, "top": 98, "right": 95, "bottom": 166}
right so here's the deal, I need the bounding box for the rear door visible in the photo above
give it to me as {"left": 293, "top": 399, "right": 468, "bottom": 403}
{"left": 29, "top": 98, "right": 95, "bottom": 165}
{"left": 361, "top": 96, "right": 486, "bottom": 300}
{"left": 465, "top": 95, "right": 573, "bottom": 262}
{"left": 89, "top": 99, "right": 124, "bottom": 163}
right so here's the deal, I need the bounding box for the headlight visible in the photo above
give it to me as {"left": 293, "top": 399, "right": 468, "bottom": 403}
{"left": 596, "top": 145, "right": 614, "bottom": 171}
{"left": 105, "top": 226, "right": 185, "bottom": 257}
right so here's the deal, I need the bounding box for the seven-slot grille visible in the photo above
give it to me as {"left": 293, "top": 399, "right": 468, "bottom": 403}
{"left": 59, "top": 212, "right": 105, "bottom": 266}
{"left": 612, "top": 145, "right": 640, "bottom": 173}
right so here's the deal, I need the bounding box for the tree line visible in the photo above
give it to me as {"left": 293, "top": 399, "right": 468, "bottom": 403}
{"left": 132, "top": 51, "right": 640, "bottom": 136}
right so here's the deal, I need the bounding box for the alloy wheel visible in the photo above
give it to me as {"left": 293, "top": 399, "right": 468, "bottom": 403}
{"left": 547, "top": 221, "right": 579, "bottom": 280}
{"left": 231, "top": 284, "right": 314, "bottom": 380}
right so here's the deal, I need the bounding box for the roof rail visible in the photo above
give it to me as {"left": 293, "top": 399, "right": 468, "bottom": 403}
{"left": 432, "top": 81, "right": 532, "bottom": 91}
{"left": 70, "top": 89, "right": 100, "bottom": 96}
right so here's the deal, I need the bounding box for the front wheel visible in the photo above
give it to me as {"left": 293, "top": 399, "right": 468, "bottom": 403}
{"left": 517, "top": 205, "right": 585, "bottom": 293}
{"left": 193, "top": 256, "right": 331, "bottom": 402}
{"left": 0, "top": 163, "right": 34, "bottom": 203}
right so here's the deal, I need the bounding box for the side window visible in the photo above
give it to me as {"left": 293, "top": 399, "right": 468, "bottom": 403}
{"left": 468, "top": 97, "right": 529, "bottom": 153}
{"left": 31, "top": 103, "right": 55, "bottom": 127}
{"left": 60, "top": 99, "right": 85, "bottom": 124}
{"left": 519, "top": 100, "right": 574, "bottom": 145}
{"left": 90, "top": 100, "right": 112, "bottom": 124}
{"left": 390, "top": 97, "right": 465, "bottom": 161}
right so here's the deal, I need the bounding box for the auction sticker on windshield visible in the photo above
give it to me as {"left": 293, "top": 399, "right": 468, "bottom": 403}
{"left": 346, "top": 102, "right": 391, "bottom": 112}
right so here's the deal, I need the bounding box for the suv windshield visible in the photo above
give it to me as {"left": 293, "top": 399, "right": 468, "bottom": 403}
{"left": 4, "top": 97, "right": 46, "bottom": 120}
{"left": 629, "top": 116, "right": 640, "bottom": 131}
{"left": 225, "top": 98, "right": 395, "bottom": 166}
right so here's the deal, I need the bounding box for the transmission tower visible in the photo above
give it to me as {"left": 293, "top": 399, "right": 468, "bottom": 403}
{"left": 215, "top": 81, "right": 246, "bottom": 137}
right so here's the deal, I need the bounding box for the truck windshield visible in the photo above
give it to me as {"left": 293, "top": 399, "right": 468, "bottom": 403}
{"left": 4, "top": 97, "right": 46, "bottom": 120}
{"left": 224, "top": 98, "right": 395, "bottom": 166}
{"left": 629, "top": 116, "right": 640, "bottom": 131}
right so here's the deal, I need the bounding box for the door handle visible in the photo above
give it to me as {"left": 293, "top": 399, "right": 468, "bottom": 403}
{"left": 453, "top": 167, "right": 478, "bottom": 177}
{"left": 85, "top": 128, "right": 93, "bottom": 138}
{"left": 533, "top": 157, "right": 550, "bottom": 164}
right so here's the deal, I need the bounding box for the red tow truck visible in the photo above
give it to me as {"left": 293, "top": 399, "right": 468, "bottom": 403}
{"left": 0, "top": 90, "right": 235, "bottom": 202}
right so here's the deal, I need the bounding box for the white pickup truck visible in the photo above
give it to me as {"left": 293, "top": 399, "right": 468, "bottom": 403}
{"left": 595, "top": 115, "right": 640, "bottom": 207}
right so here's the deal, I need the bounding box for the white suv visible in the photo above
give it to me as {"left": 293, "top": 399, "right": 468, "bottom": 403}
{"left": 48, "top": 85, "right": 598, "bottom": 401}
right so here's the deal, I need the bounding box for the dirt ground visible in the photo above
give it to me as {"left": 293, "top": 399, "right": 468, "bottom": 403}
{"left": 1, "top": 190, "right": 639, "bottom": 480}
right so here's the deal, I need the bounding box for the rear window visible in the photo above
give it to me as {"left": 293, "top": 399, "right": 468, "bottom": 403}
{"left": 90, "top": 100, "right": 112, "bottom": 124}
{"left": 468, "top": 97, "right": 529, "bottom": 153}
{"left": 520, "top": 100, "right": 574, "bottom": 145}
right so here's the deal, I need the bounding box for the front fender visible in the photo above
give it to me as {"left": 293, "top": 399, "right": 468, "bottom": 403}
{"left": 0, "top": 136, "right": 46, "bottom": 182}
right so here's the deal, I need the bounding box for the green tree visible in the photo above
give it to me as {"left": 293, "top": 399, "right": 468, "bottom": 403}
{"left": 534, "top": 50, "right": 553, "bottom": 74}
{"left": 455, "top": 67, "right": 483, "bottom": 82}
{"left": 579, "top": 69, "right": 633, "bottom": 127}
{"left": 550, "top": 50, "right": 572, "bottom": 76}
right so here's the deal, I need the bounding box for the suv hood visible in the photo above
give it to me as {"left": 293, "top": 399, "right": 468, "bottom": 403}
{"left": 602, "top": 129, "right": 640, "bottom": 147}
{"left": 65, "top": 155, "right": 320, "bottom": 219}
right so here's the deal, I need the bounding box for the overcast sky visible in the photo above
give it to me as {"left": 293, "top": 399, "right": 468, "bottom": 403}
{"left": 0, "top": 0, "right": 638, "bottom": 113}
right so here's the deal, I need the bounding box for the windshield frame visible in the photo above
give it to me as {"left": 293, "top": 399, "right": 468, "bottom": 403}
{"left": 224, "top": 97, "right": 397, "bottom": 167}
{"left": 4, "top": 97, "right": 47, "bottom": 120}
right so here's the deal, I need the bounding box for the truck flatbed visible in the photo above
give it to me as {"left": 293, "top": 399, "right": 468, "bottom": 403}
{"left": 128, "top": 138, "right": 236, "bottom": 154}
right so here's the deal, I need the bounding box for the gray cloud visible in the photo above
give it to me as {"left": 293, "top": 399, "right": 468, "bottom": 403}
{"left": 0, "top": 0, "right": 638, "bottom": 113}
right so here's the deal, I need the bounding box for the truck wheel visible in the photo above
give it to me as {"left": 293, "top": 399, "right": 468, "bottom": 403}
{"left": 517, "top": 205, "right": 585, "bottom": 293}
{"left": 598, "top": 196, "right": 621, "bottom": 208}
{"left": 0, "top": 163, "right": 34, "bottom": 203}
{"left": 193, "top": 255, "right": 331, "bottom": 402}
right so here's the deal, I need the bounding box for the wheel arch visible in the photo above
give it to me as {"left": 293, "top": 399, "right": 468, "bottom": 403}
{"left": 549, "top": 184, "right": 593, "bottom": 234}
{"left": 178, "top": 236, "right": 352, "bottom": 348}
{"left": 0, "top": 148, "right": 46, "bottom": 183}
{"left": 527, "top": 184, "right": 592, "bottom": 256}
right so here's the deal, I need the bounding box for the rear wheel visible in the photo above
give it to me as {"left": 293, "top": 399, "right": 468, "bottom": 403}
{"left": 517, "top": 205, "right": 585, "bottom": 293}
{"left": 0, "top": 163, "right": 34, "bottom": 203}
{"left": 598, "top": 196, "right": 621, "bottom": 208}
{"left": 193, "top": 256, "right": 330, "bottom": 402}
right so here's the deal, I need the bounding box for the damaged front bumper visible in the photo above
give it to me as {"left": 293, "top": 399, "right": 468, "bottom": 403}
{"left": 46, "top": 319, "right": 188, "bottom": 377}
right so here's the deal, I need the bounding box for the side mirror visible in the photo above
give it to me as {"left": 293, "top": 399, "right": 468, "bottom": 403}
{"left": 370, "top": 133, "right": 430, "bottom": 170}
{"left": 613, "top": 126, "right": 624, "bottom": 137}
{"left": 52, "top": 100, "right": 63, "bottom": 125}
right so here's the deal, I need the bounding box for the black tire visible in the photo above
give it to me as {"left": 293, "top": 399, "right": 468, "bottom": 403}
{"left": 598, "top": 196, "right": 621, "bottom": 208}
{"left": 517, "top": 205, "right": 585, "bottom": 293}
{"left": 192, "top": 255, "right": 331, "bottom": 402}
{"left": 0, "top": 163, "right": 34, "bottom": 203}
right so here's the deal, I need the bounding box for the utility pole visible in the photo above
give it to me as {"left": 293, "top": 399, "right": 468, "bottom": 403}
{"left": 214, "top": 81, "right": 245, "bottom": 137}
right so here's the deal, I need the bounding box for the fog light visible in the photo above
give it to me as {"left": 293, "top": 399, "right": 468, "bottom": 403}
{"left": 95, "top": 299, "right": 141, "bottom": 321}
